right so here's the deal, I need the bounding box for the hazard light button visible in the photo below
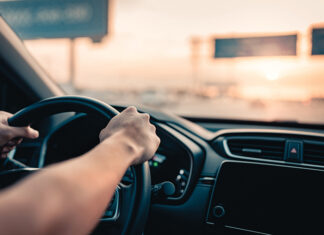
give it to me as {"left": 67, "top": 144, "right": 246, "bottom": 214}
{"left": 285, "top": 141, "right": 302, "bottom": 162}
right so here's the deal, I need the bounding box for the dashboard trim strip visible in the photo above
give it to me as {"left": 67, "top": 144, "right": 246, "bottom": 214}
{"left": 224, "top": 225, "right": 271, "bottom": 235}
{"left": 213, "top": 128, "right": 324, "bottom": 140}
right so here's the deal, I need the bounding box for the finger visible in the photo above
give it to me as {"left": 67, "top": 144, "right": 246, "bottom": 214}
{"left": 155, "top": 136, "right": 161, "bottom": 146}
{"left": 0, "top": 111, "right": 13, "bottom": 122}
{"left": 124, "top": 106, "right": 137, "bottom": 113}
{"left": 17, "top": 138, "right": 23, "bottom": 144}
{"left": 0, "top": 113, "right": 12, "bottom": 127}
{"left": 99, "top": 129, "right": 109, "bottom": 142}
{"left": 149, "top": 124, "right": 156, "bottom": 135}
{"left": 141, "top": 113, "right": 150, "bottom": 121}
{"left": 150, "top": 124, "right": 156, "bottom": 132}
{"left": 2, "top": 145, "right": 14, "bottom": 153}
{"left": 7, "top": 126, "right": 39, "bottom": 140}
{"left": 7, "top": 138, "right": 23, "bottom": 147}
{"left": 149, "top": 134, "right": 160, "bottom": 150}
{"left": 0, "top": 111, "right": 12, "bottom": 117}
{"left": 99, "top": 129, "right": 104, "bottom": 140}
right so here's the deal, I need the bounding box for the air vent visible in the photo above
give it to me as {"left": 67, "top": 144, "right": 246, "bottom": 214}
{"left": 226, "top": 137, "right": 285, "bottom": 161}
{"left": 303, "top": 141, "right": 324, "bottom": 166}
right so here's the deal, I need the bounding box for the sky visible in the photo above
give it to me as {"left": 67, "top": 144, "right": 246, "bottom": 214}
{"left": 22, "top": 0, "right": 324, "bottom": 101}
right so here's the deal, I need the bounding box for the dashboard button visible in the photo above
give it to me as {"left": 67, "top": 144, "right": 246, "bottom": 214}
{"left": 213, "top": 205, "right": 226, "bottom": 218}
{"left": 285, "top": 141, "right": 302, "bottom": 162}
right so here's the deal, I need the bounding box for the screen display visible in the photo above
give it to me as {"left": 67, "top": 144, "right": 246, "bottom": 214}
{"left": 208, "top": 161, "right": 324, "bottom": 234}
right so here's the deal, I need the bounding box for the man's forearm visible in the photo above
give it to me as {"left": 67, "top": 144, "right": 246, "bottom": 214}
{"left": 0, "top": 131, "right": 138, "bottom": 235}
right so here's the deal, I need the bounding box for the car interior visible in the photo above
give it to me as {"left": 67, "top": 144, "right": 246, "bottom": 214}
{"left": 1, "top": 1, "right": 324, "bottom": 235}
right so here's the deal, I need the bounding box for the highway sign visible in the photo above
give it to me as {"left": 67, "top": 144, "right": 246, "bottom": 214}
{"left": 0, "top": 0, "right": 108, "bottom": 40}
{"left": 312, "top": 28, "right": 324, "bottom": 55}
{"left": 214, "top": 34, "right": 297, "bottom": 58}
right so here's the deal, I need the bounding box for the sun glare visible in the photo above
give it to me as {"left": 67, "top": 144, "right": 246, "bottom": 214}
{"left": 266, "top": 72, "right": 279, "bottom": 81}
{"left": 255, "top": 59, "right": 297, "bottom": 81}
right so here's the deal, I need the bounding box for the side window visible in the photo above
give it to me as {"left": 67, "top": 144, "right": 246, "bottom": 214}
{"left": 0, "top": 73, "right": 33, "bottom": 113}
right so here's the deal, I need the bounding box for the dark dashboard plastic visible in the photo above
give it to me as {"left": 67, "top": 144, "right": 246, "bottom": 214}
{"left": 10, "top": 108, "right": 324, "bottom": 235}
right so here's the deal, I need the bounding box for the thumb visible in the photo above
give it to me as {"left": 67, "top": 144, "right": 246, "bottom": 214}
{"left": 7, "top": 126, "right": 39, "bottom": 140}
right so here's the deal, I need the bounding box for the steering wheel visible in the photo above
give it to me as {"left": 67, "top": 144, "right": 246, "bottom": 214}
{"left": 0, "top": 96, "right": 151, "bottom": 235}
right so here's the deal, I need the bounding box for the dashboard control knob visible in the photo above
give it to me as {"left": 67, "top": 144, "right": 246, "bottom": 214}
{"left": 162, "top": 181, "right": 176, "bottom": 196}
{"left": 213, "top": 205, "right": 225, "bottom": 218}
{"left": 152, "top": 181, "right": 176, "bottom": 197}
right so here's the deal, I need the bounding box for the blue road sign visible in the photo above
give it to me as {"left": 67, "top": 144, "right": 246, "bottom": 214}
{"left": 214, "top": 34, "right": 297, "bottom": 58}
{"left": 0, "top": 0, "right": 108, "bottom": 40}
{"left": 312, "top": 28, "right": 324, "bottom": 55}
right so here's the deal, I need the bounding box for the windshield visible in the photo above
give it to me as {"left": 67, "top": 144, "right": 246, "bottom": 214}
{"left": 1, "top": 0, "right": 324, "bottom": 124}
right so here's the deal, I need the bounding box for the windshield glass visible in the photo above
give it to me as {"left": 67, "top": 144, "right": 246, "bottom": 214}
{"left": 1, "top": 0, "right": 324, "bottom": 124}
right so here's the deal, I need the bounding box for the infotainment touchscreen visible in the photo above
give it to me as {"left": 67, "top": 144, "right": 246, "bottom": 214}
{"left": 207, "top": 161, "right": 324, "bottom": 234}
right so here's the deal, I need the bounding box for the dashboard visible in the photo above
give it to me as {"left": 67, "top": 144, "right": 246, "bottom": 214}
{"left": 8, "top": 109, "right": 324, "bottom": 235}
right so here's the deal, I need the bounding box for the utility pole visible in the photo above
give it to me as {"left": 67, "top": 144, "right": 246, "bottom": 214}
{"left": 190, "top": 37, "right": 201, "bottom": 91}
{"left": 69, "top": 38, "right": 76, "bottom": 89}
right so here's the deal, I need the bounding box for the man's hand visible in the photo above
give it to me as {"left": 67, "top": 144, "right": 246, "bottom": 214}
{"left": 99, "top": 106, "right": 160, "bottom": 165}
{"left": 0, "top": 111, "right": 39, "bottom": 159}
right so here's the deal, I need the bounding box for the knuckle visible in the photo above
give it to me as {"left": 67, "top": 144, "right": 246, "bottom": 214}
{"left": 127, "top": 106, "right": 137, "bottom": 112}
{"left": 142, "top": 113, "right": 150, "bottom": 120}
{"left": 99, "top": 129, "right": 107, "bottom": 140}
{"left": 111, "top": 114, "right": 119, "bottom": 121}
{"left": 154, "top": 135, "right": 161, "bottom": 144}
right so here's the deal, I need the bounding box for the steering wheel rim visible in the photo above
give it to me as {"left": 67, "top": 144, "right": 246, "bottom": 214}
{"left": 5, "top": 95, "right": 151, "bottom": 235}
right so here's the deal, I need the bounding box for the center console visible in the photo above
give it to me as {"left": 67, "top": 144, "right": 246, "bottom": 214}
{"left": 207, "top": 161, "right": 324, "bottom": 234}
